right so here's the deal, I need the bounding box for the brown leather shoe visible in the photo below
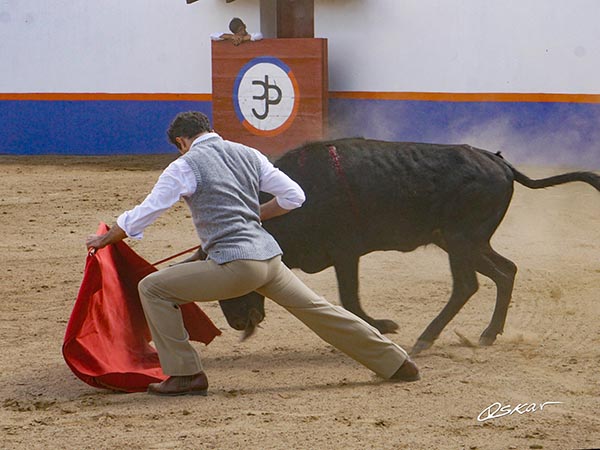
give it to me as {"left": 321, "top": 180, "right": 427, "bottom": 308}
{"left": 390, "top": 358, "right": 421, "bottom": 382}
{"left": 147, "top": 372, "right": 209, "bottom": 396}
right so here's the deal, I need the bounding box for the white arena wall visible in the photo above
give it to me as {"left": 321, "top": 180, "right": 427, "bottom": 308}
{"left": 1, "top": 0, "right": 599, "bottom": 166}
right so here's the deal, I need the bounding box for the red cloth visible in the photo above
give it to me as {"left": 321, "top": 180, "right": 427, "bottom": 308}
{"left": 63, "top": 223, "right": 221, "bottom": 393}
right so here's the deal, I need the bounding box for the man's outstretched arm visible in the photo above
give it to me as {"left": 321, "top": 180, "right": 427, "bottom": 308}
{"left": 86, "top": 223, "right": 127, "bottom": 251}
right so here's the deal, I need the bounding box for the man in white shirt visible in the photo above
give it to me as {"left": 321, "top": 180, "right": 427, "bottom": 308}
{"left": 210, "top": 17, "right": 263, "bottom": 46}
{"left": 86, "top": 111, "right": 419, "bottom": 396}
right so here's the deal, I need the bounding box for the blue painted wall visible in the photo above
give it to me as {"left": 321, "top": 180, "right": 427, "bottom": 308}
{"left": 0, "top": 100, "right": 211, "bottom": 155}
{"left": 1, "top": 98, "right": 599, "bottom": 169}
{"left": 328, "top": 99, "right": 600, "bottom": 168}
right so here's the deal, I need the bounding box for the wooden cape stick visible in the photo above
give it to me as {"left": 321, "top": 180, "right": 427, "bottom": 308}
{"left": 152, "top": 245, "right": 201, "bottom": 266}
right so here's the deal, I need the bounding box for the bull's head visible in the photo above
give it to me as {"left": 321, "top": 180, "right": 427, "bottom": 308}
{"left": 219, "top": 292, "right": 266, "bottom": 339}
{"left": 182, "top": 249, "right": 267, "bottom": 338}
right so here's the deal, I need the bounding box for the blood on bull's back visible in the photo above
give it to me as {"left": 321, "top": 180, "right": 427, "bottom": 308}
{"left": 267, "top": 138, "right": 514, "bottom": 260}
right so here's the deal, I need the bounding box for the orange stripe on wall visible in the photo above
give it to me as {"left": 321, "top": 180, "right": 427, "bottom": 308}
{"left": 329, "top": 91, "right": 600, "bottom": 104}
{"left": 2, "top": 91, "right": 600, "bottom": 104}
{"left": 0, "top": 93, "right": 213, "bottom": 101}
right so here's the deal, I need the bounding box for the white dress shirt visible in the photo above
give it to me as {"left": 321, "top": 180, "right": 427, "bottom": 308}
{"left": 209, "top": 31, "right": 263, "bottom": 41}
{"left": 116, "top": 133, "right": 305, "bottom": 239}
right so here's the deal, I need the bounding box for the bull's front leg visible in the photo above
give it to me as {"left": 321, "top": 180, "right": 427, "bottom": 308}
{"left": 333, "top": 256, "right": 399, "bottom": 334}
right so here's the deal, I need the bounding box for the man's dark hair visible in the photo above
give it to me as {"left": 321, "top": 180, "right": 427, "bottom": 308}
{"left": 229, "top": 17, "right": 244, "bottom": 33}
{"left": 167, "top": 111, "right": 212, "bottom": 147}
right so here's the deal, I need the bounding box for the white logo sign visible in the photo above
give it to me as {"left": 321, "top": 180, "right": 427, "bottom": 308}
{"left": 233, "top": 56, "right": 299, "bottom": 136}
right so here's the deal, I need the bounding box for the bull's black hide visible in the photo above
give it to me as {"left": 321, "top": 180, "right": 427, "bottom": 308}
{"left": 218, "top": 138, "right": 600, "bottom": 354}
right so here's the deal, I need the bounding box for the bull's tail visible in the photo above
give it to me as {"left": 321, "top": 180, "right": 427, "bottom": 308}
{"left": 507, "top": 164, "right": 600, "bottom": 192}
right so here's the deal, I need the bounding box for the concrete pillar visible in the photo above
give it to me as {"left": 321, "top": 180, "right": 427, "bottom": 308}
{"left": 259, "top": 0, "right": 277, "bottom": 38}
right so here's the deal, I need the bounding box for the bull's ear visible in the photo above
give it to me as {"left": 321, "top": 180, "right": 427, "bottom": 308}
{"left": 240, "top": 309, "right": 263, "bottom": 341}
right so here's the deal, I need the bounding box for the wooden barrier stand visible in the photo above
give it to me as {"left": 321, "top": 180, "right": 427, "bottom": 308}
{"left": 211, "top": 38, "right": 328, "bottom": 156}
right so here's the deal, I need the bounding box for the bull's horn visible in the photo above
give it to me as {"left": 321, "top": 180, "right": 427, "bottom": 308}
{"left": 240, "top": 308, "right": 263, "bottom": 341}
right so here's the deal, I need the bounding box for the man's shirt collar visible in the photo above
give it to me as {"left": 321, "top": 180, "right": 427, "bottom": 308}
{"left": 191, "top": 132, "right": 220, "bottom": 147}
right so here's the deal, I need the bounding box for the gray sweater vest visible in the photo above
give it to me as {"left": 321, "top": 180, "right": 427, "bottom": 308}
{"left": 182, "top": 135, "right": 282, "bottom": 264}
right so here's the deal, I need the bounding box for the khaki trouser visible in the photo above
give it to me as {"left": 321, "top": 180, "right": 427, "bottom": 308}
{"left": 138, "top": 256, "right": 408, "bottom": 378}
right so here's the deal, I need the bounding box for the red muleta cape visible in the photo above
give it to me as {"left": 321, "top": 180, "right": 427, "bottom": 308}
{"left": 62, "top": 223, "right": 221, "bottom": 392}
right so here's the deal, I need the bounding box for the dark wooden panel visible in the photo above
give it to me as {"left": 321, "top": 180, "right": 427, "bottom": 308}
{"left": 276, "top": 0, "right": 314, "bottom": 38}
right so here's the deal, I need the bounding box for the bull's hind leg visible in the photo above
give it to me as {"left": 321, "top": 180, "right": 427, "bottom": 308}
{"left": 412, "top": 241, "right": 479, "bottom": 355}
{"left": 474, "top": 246, "right": 517, "bottom": 346}
{"left": 333, "top": 255, "right": 399, "bottom": 334}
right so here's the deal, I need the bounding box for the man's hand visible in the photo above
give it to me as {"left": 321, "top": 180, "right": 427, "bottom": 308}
{"left": 260, "top": 198, "right": 292, "bottom": 222}
{"left": 232, "top": 34, "right": 244, "bottom": 46}
{"left": 86, "top": 224, "right": 127, "bottom": 252}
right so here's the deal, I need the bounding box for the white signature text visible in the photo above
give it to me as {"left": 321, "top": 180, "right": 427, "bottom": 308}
{"left": 477, "top": 401, "right": 563, "bottom": 422}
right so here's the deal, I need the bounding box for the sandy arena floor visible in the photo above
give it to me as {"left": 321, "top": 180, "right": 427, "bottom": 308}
{"left": 0, "top": 154, "right": 599, "bottom": 450}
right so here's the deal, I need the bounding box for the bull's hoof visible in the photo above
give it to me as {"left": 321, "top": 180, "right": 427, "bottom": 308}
{"left": 410, "top": 339, "right": 433, "bottom": 356}
{"left": 478, "top": 334, "right": 497, "bottom": 347}
{"left": 372, "top": 319, "right": 399, "bottom": 334}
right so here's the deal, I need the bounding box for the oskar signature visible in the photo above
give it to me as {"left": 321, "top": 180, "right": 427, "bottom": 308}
{"left": 477, "top": 401, "right": 563, "bottom": 422}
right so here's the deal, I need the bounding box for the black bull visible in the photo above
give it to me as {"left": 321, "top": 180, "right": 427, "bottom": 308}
{"left": 216, "top": 138, "right": 600, "bottom": 354}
